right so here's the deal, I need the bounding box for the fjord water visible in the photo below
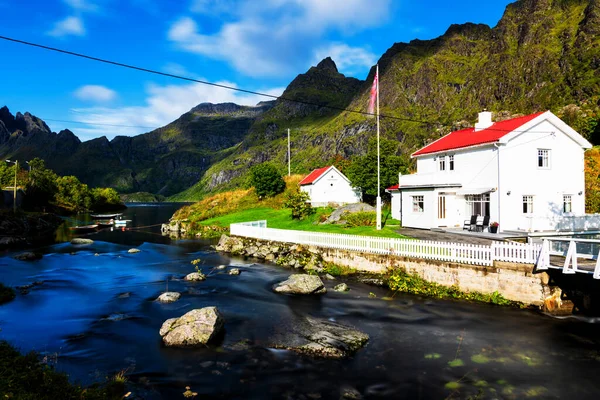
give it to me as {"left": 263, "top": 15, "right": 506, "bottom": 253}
{"left": 1, "top": 204, "right": 600, "bottom": 399}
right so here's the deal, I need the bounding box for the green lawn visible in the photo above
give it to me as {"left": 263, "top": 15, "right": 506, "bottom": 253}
{"left": 198, "top": 207, "right": 408, "bottom": 238}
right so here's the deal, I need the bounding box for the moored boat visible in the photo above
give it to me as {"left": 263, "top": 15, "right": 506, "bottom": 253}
{"left": 69, "top": 224, "right": 98, "bottom": 232}
{"left": 90, "top": 213, "right": 122, "bottom": 219}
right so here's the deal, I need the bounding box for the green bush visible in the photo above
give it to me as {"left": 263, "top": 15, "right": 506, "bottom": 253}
{"left": 284, "top": 190, "right": 315, "bottom": 219}
{"left": 249, "top": 163, "right": 286, "bottom": 198}
{"left": 0, "top": 341, "right": 125, "bottom": 399}
{"left": 345, "top": 211, "right": 376, "bottom": 227}
{"left": 387, "top": 269, "right": 518, "bottom": 306}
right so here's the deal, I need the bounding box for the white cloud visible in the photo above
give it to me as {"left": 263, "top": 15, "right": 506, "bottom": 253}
{"left": 74, "top": 85, "right": 117, "bottom": 102}
{"left": 313, "top": 43, "right": 376, "bottom": 75}
{"left": 47, "top": 16, "right": 86, "bottom": 37}
{"left": 68, "top": 80, "right": 285, "bottom": 140}
{"left": 168, "top": 0, "right": 390, "bottom": 77}
{"left": 63, "top": 0, "right": 99, "bottom": 12}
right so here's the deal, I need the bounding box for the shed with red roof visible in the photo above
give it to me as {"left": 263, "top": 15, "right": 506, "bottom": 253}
{"left": 300, "top": 165, "right": 361, "bottom": 206}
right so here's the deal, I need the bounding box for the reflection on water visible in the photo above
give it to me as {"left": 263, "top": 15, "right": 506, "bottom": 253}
{"left": 1, "top": 204, "right": 600, "bottom": 399}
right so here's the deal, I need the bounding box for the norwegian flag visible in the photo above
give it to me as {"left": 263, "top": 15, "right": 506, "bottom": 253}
{"left": 367, "top": 66, "right": 378, "bottom": 116}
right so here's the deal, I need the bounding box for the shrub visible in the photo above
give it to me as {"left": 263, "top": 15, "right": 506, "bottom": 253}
{"left": 345, "top": 211, "right": 376, "bottom": 227}
{"left": 284, "top": 190, "right": 315, "bottom": 220}
{"left": 249, "top": 163, "right": 286, "bottom": 198}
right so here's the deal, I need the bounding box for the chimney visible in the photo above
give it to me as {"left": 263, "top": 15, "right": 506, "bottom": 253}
{"left": 474, "top": 111, "right": 493, "bottom": 131}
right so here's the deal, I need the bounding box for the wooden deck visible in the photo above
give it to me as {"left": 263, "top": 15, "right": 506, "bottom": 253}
{"left": 398, "top": 227, "right": 528, "bottom": 245}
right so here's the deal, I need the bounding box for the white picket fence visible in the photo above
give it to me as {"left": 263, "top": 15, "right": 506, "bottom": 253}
{"left": 230, "top": 221, "right": 541, "bottom": 266}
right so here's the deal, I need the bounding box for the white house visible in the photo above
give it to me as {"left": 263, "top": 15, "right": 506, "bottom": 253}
{"left": 300, "top": 165, "right": 361, "bottom": 206}
{"left": 389, "top": 111, "right": 592, "bottom": 232}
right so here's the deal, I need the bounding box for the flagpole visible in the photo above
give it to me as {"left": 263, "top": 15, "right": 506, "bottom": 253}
{"left": 376, "top": 64, "right": 382, "bottom": 230}
{"left": 287, "top": 128, "right": 291, "bottom": 176}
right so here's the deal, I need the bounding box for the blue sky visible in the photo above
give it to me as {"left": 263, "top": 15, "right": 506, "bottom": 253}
{"left": 0, "top": 0, "right": 513, "bottom": 141}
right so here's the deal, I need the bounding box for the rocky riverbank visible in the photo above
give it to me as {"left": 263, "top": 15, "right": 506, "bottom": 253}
{"left": 0, "top": 212, "right": 63, "bottom": 250}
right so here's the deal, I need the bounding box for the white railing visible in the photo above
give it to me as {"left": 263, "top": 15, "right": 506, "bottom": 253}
{"left": 230, "top": 221, "right": 541, "bottom": 266}
{"left": 536, "top": 237, "right": 600, "bottom": 278}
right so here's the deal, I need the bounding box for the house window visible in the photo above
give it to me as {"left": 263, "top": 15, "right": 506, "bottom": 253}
{"left": 523, "top": 195, "right": 534, "bottom": 214}
{"left": 449, "top": 155, "right": 454, "bottom": 171}
{"left": 439, "top": 156, "right": 446, "bottom": 171}
{"left": 538, "top": 149, "right": 550, "bottom": 168}
{"left": 563, "top": 195, "right": 572, "bottom": 213}
{"left": 465, "top": 194, "right": 490, "bottom": 216}
{"left": 412, "top": 195, "right": 424, "bottom": 213}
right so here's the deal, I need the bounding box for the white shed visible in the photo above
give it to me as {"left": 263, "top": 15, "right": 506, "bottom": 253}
{"left": 300, "top": 165, "right": 361, "bottom": 207}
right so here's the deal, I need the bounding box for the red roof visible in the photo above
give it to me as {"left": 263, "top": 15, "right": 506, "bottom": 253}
{"left": 412, "top": 111, "right": 546, "bottom": 157}
{"left": 386, "top": 184, "right": 399, "bottom": 191}
{"left": 299, "top": 166, "right": 332, "bottom": 185}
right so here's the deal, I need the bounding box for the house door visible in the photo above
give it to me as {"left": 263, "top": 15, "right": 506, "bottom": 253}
{"left": 438, "top": 194, "right": 447, "bottom": 226}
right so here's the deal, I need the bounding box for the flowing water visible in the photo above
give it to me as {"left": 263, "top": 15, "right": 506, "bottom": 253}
{"left": 1, "top": 204, "right": 600, "bottom": 399}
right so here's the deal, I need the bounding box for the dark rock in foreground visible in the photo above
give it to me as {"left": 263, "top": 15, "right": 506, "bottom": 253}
{"left": 13, "top": 251, "right": 42, "bottom": 261}
{"left": 273, "top": 318, "right": 369, "bottom": 359}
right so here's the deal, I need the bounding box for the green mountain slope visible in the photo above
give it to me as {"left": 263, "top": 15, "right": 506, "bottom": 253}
{"left": 179, "top": 0, "right": 600, "bottom": 200}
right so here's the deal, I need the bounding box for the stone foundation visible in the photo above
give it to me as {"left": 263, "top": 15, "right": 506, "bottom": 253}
{"left": 216, "top": 235, "right": 566, "bottom": 311}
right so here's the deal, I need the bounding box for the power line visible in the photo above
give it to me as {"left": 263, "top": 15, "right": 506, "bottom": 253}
{"left": 0, "top": 35, "right": 558, "bottom": 135}
{"left": 0, "top": 35, "right": 435, "bottom": 125}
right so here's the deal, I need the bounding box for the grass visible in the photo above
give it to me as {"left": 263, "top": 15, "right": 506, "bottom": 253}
{"left": 0, "top": 284, "right": 16, "bottom": 305}
{"left": 0, "top": 341, "right": 126, "bottom": 399}
{"left": 197, "top": 207, "right": 408, "bottom": 238}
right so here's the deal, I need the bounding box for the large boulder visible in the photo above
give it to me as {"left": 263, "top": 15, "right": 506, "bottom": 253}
{"left": 159, "top": 307, "right": 224, "bottom": 347}
{"left": 273, "top": 274, "right": 326, "bottom": 295}
{"left": 273, "top": 318, "right": 369, "bottom": 359}
{"left": 324, "top": 203, "right": 375, "bottom": 224}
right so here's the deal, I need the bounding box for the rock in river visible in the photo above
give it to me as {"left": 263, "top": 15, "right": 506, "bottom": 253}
{"left": 12, "top": 251, "right": 43, "bottom": 261}
{"left": 333, "top": 283, "right": 349, "bottom": 292}
{"left": 273, "top": 274, "right": 326, "bottom": 295}
{"left": 274, "top": 318, "right": 369, "bottom": 359}
{"left": 185, "top": 272, "right": 206, "bottom": 281}
{"left": 228, "top": 268, "right": 240, "bottom": 275}
{"left": 128, "top": 248, "right": 141, "bottom": 253}
{"left": 156, "top": 292, "right": 181, "bottom": 303}
{"left": 71, "top": 238, "right": 94, "bottom": 245}
{"left": 159, "top": 307, "right": 224, "bottom": 347}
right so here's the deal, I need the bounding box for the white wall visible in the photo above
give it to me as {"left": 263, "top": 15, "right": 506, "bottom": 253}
{"left": 390, "top": 191, "right": 401, "bottom": 220}
{"left": 498, "top": 119, "right": 586, "bottom": 231}
{"left": 301, "top": 169, "right": 361, "bottom": 206}
{"left": 401, "top": 189, "right": 436, "bottom": 229}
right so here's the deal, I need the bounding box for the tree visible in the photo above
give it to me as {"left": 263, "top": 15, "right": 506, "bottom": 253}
{"left": 585, "top": 147, "right": 600, "bottom": 213}
{"left": 55, "top": 175, "right": 92, "bottom": 211}
{"left": 284, "top": 189, "right": 314, "bottom": 219}
{"left": 345, "top": 138, "right": 411, "bottom": 204}
{"left": 249, "top": 163, "right": 286, "bottom": 198}
{"left": 24, "top": 158, "right": 58, "bottom": 208}
{"left": 91, "top": 187, "right": 123, "bottom": 210}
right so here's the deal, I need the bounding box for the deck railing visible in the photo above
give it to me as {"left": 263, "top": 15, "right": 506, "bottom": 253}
{"left": 230, "top": 221, "right": 541, "bottom": 267}
{"left": 536, "top": 237, "right": 600, "bottom": 278}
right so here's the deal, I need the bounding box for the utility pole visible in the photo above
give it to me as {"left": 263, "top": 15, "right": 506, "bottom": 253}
{"left": 287, "top": 128, "right": 291, "bottom": 176}
{"left": 376, "top": 64, "right": 382, "bottom": 230}
{"left": 6, "top": 159, "right": 18, "bottom": 213}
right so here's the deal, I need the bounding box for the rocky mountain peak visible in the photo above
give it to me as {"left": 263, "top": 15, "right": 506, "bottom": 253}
{"left": 315, "top": 57, "right": 339, "bottom": 74}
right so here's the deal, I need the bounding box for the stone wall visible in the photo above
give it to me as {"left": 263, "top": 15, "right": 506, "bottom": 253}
{"left": 216, "top": 235, "right": 564, "bottom": 310}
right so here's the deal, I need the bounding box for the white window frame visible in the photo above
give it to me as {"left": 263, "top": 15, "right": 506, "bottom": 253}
{"left": 465, "top": 194, "right": 490, "bottom": 216}
{"left": 439, "top": 156, "right": 446, "bottom": 171}
{"left": 537, "top": 149, "right": 550, "bottom": 169}
{"left": 523, "top": 195, "right": 534, "bottom": 214}
{"left": 449, "top": 155, "right": 454, "bottom": 171}
{"left": 412, "top": 195, "right": 424, "bottom": 213}
{"left": 563, "top": 195, "right": 572, "bottom": 213}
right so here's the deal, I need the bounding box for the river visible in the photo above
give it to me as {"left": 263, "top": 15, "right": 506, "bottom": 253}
{"left": 1, "top": 204, "right": 600, "bottom": 399}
